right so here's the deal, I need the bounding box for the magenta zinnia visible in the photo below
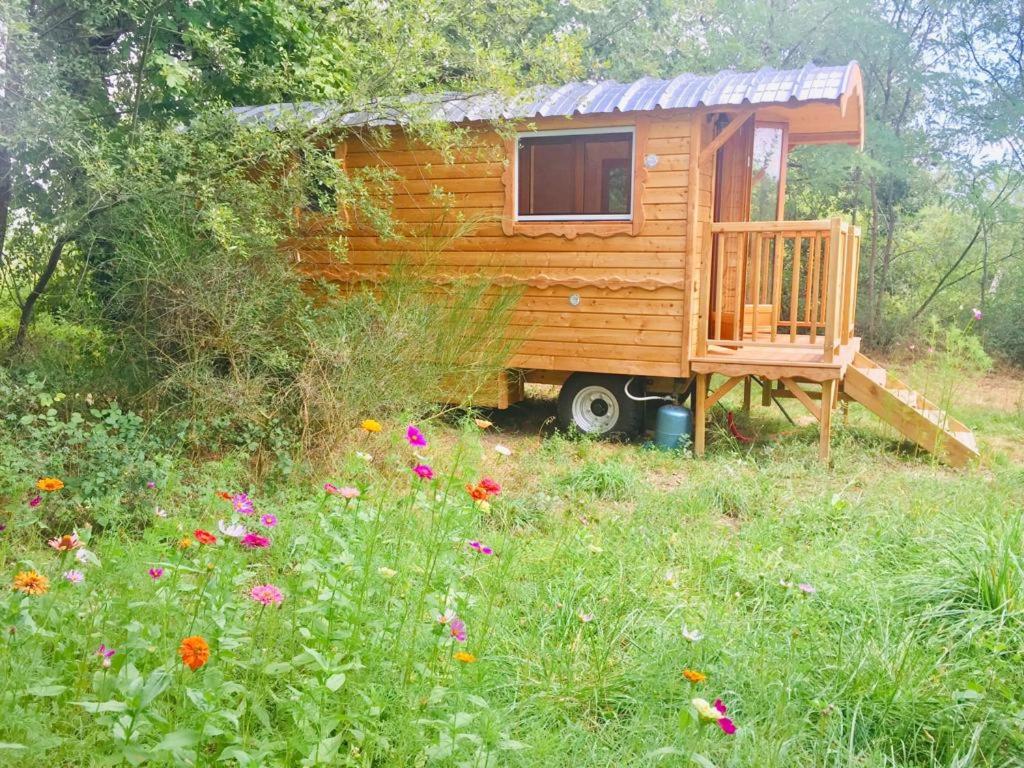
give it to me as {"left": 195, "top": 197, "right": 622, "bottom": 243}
{"left": 240, "top": 533, "right": 271, "bottom": 549}
{"left": 250, "top": 584, "right": 284, "bottom": 606}
{"left": 449, "top": 616, "right": 467, "bottom": 642}
{"left": 413, "top": 464, "right": 434, "bottom": 480}
{"left": 406, "top": 425, "right": 427, "bottom": 447}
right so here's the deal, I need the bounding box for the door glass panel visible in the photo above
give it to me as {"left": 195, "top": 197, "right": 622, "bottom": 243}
{"left": 750, "top": 126, "right": 784, "bottom": 221}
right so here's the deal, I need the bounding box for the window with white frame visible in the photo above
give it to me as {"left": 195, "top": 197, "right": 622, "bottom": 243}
{"left": 515, "top": 127, "right": 634, "bottom": 220}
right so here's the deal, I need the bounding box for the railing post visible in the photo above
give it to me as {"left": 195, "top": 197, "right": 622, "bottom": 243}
{"left": 697, "top": 226, "right": 713, "bottom": 356}
{"left": 823, "top": 217, "right": 843, "bottom": 364}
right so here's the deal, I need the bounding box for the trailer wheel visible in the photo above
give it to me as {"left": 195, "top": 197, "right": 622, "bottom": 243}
{"left": 556, "top": 373, "right": 643, "bottom": 438}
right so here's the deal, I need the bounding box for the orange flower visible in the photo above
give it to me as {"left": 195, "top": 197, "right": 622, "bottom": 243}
{"left": 215, "top": 491, "right": 231, "bottom": 501}
{"left": 178, "top": 537, "right": 192, "bottom": 550}
{"left": 465, "top": 484, "right": 489, "bottom": 502}
{"left": 453, "top": 651, "right": 477, "bottom": 663}
{"left": 193, "top": 529, "right": 217, "bottom": 545}
{"left": 36, "top": 477, "right": 64, "bottom": 492}
{"left": 12, "top": 570, "right": 50, "bottom": 596}
{"left": 361, "top": 419, "right": 382, "bottom": 433}
{"left": 682, "top": 668, "right": 707, "bottom": 684}
{"left": 178, "top": 635, "right": 210, "bottom": 670}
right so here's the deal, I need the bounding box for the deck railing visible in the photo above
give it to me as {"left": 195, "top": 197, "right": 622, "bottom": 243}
{"left": 697, "top": 217, "right": 861, "bottom": 363}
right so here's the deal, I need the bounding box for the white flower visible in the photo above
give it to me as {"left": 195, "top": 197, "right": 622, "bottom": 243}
{"left": 681, "top": 625, "right": 703, "bottom": 643}
{"left": 154, "top": 507, "right": 168, "bottom": 518}
{"left": 217, "top": 520, "right": 245, "bottom": 538}
{"left": 355, "top": 451, "right": 373, "bottom": 462}
{"left": 494, "top": 444, "right": 512, "bottom": 456}
{"left": 436, "top": 610, "right": 454, "bottom": 624}
{"left": 578, "top": 612, "right": 594, "bottom": 623}
{"left": 75, "top": 548, "right": 100, "bottom": 566}
{"left": 378, "top": 566, "right": 397, "bottom": 579}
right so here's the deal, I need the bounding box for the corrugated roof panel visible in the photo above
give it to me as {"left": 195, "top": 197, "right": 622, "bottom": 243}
{"left": 232, "top": 62, "right": 860, "bottom": 128}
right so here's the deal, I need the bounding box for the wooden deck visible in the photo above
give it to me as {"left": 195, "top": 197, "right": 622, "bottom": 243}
{"left": 691, "top": 336, "right": 862, "bottom": 382}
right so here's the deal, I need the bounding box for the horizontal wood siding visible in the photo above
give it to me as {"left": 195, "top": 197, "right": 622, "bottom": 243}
{"left": 291, "top": 114, "right": 695, "bottom": 378}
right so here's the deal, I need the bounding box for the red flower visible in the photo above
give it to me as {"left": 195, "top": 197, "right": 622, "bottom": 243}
{"left": 466, "top": 484, "right": 489, "bottom": 501}
{"left": 194, "top": 529, "right": 217, "bottom": 545}
{"left": 479, "top": 477, "right": 501, "bottom": 495}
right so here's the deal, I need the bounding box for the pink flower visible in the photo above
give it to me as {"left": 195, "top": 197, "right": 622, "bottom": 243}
{"left": 338, "top": 487, "right": 360, "bottom": 499}
{"left": 713, "top": 699, "right": 736, "bottom": 733}
{"left": 149, "top": 568, "right": 164, "bottom": 579}
{"left": 479, "top": 478, "right": 501, "bottom": 495}
{"left": 797, "top": 583, "right": 816, "bottom": 595}
{"left": 972, "top": 307, "right": 982, "bottom": 320}
{"left": 468, "top": 540, "right": 494, "bottom": 555}
{"left": 260, "top": 514, "right": 278, "bottom": 528}
{"left": 146, "top": 481, "right": 157, "bottom": 489}
{"left": 413, "top": 464, "right": 434, "bottom": 480}
{"left": 63, "top": 569, "right": 84, "bottom": 584}
{"left": 240, "top": 533, "right": 271, "bottom": 549}
{"left": 250, "top": 584, "right": 284, "bottom": 606}
{"left": 48, "top": 532, "right": 82, "bottom": 551}
{"left": 96, "top": 644, "right": 116, "bottom": 667}
{"left": 232, "top": 493, "right": 255, "bottom": 516}
{"left": 28, "top": 495, "right": 41, "bottom": 508}
{"left": 449, "top": 616, "right": 467, "bottom": 642}
{"left": 406, "top": 425, "right": 427, "bottom": 447}
{"left": 323, "top": 482, "right": 340, "bottom": 495}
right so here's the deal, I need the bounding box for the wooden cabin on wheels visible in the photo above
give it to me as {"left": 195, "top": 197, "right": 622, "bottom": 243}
{"left": 235, "top": 61, "right": 978, "bottom": 466}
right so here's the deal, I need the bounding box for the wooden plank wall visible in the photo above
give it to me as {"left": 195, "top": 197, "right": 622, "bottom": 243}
{"left": 289, "top": 112, "right": 696, "bottom": 379}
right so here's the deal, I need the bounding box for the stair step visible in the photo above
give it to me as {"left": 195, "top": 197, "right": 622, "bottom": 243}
{"left": 954, "top": 431, "right": 978, "bottom": 451}
{"left": 847, "top": 353, "right": 979, "bottom": 467}
{"left": 864, "top": 368, "right": 887, "bottom": 386}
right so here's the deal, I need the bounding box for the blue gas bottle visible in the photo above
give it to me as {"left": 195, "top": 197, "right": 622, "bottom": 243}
{"left": 653, "top": 404, "right": 694, "bottom": 451}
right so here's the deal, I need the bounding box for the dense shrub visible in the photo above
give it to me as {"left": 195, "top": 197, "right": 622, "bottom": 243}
{"left": 0, "top": 370, "right": 173, "bottom": 531}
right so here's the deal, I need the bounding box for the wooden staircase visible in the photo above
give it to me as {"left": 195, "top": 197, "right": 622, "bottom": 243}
{"left": 843, "top": 353, "right": 979, "bottom": 467}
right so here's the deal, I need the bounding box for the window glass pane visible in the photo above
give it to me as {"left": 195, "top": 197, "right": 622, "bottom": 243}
{"left": 750, "top": 126, "right": 784, "bottom": 221}
{"left": 517, "top": 132, "right": 632, "bottom": 217}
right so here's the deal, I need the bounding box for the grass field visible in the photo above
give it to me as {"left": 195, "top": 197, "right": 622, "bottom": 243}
{"left": 1, "top": 363, "right": 1022, "bottom": 767}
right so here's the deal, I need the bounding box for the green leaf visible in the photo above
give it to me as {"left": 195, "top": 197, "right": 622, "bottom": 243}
{"left": 25, "top": 684, "right": 67, "bottom": 698}
{"left": 325, "top": 672, "right": 346, "bottom": 691}
{"left": 74, "top": 700, "right": 128, "bottom": 713}
{"left": 154, "top": 730, "right": 199, "bottom": 752}
{"left": 261, "top": 661, "right": 293, "bottom": 675}
{"left": 678, "top": 707, "right": 694, "bottom": 732}
{"left": 689, "top": 753, "right": 718, "bottom": 768}
{"left": 0, "top": 744, "right": 27, "bottom": 751}
{"left": 497, "top": 739, "right": 529, "bottom": 751}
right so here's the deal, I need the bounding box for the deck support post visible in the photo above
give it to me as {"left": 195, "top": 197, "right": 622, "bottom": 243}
{"left": 819, "top": 379, "right": 836, "bottom": 463}
{"left": 742, "top": 376, "right": 752, "bottom": 412}
{"left": 761, "top": 377, "right": 772, "bottom": 407}
{"left": 694, "top": 373, "right": 709, "bottom": 457}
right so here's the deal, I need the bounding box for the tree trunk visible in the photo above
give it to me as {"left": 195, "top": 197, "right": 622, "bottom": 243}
{"left": 10, "top": 233, "right": 72, "bottom": 354}
{"left": 865, "top": 178, "right": 879, "bottom": 342}
{"left": 874, "top": 201, "right": 896, "bottom": 338}
{"left": 0, "top": 146, "right": 10, "bottom": 269}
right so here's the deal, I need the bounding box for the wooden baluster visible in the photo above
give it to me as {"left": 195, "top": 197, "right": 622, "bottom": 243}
{"left": 749, "top": 232, "right": 761, "bottom": 341}
{"left": 806, "top": 232, "right": 818, "bottom": 337}
{"left": 714, "top": 232, "right": 725, "bottom": 341}
{"left": 732, "top": 232, "right": 745, "bottom": 341}
{"left": 823, "top": 218, "right": 842, "bottom": 364}
{"left": 790, "top": 235, "right": 802, "bottom": 343}
{"left": 809, "top": 232, "right": 822, "bottom": 344}
{"left": 770, "top": 233, "right": 785, "bottom": 342}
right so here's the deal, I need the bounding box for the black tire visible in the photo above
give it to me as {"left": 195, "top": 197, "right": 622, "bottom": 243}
{"left": 556, "top": 373, "right": 644, "bottom": 439}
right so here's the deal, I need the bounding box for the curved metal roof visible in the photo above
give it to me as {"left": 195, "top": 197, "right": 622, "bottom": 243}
{"left": 232, "top": 61, "right": 861, "bottom": 130}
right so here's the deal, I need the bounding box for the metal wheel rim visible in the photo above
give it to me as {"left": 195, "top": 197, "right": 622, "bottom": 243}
{"left": 571, "top": 385, "right": 620, "bottom": 434}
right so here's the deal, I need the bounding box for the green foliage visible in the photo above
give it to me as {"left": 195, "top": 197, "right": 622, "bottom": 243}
{"left": 0, "top": 370, "right": 172, "bottom": 531}
{"left": 2, "top": 389, "right": 1024, "bottom": 765}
